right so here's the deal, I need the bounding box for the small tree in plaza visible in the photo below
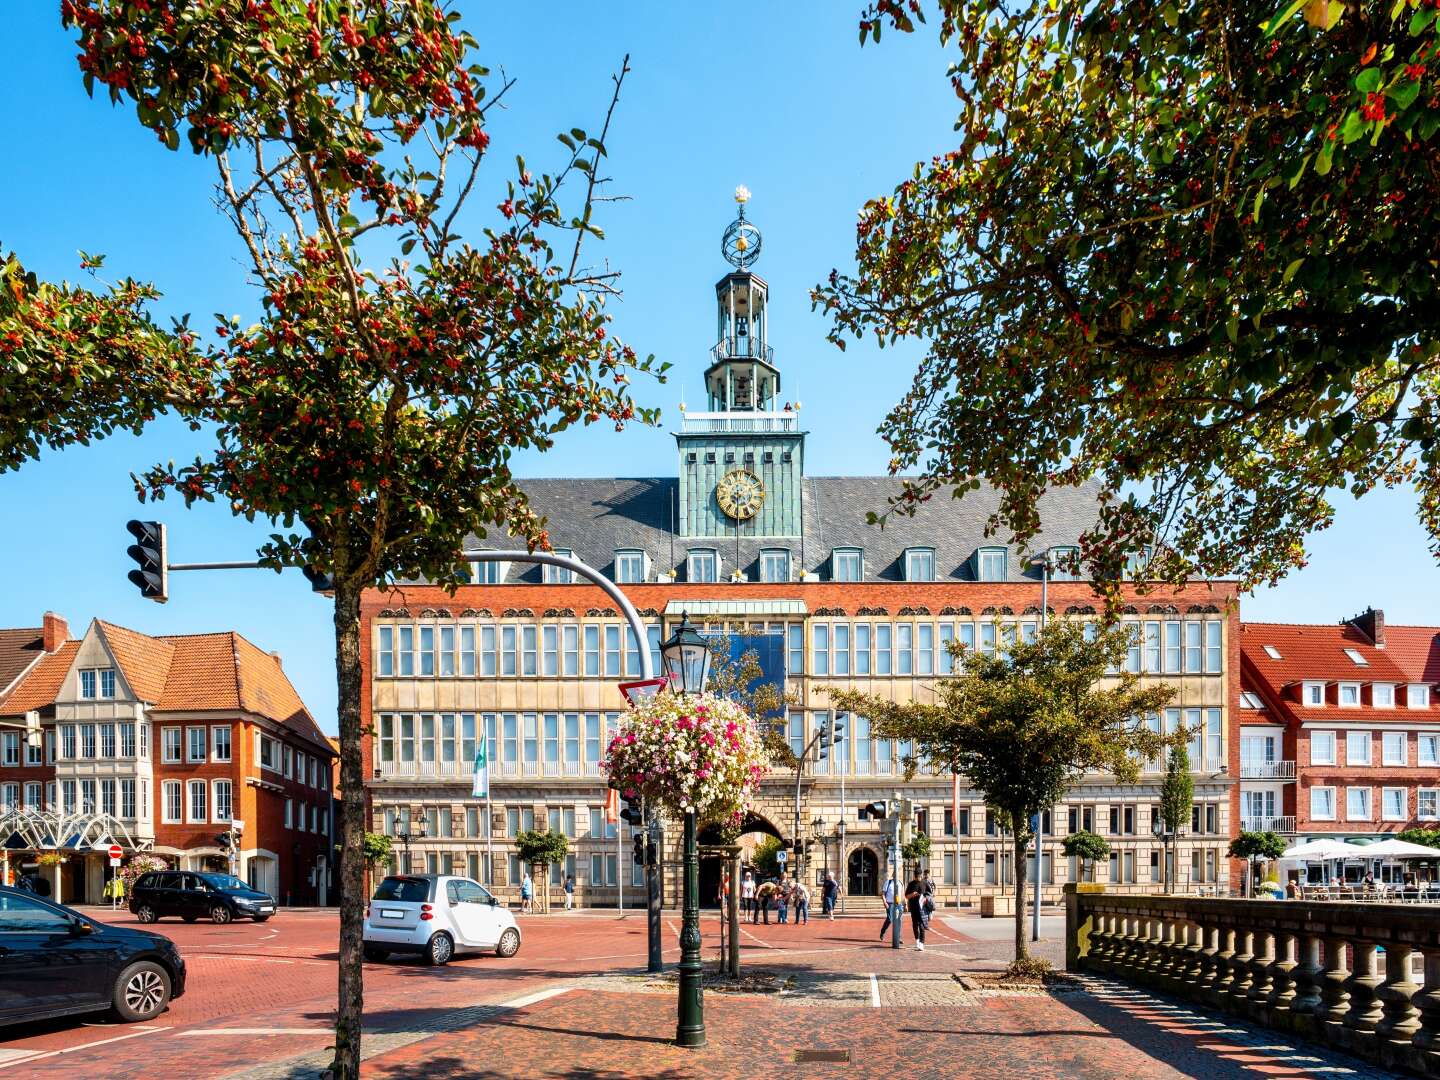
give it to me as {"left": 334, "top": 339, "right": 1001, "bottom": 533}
{"left": 1229, "top": 831, "right": 1289, "bottom": 896}
{"left": 515, "top": 830, "right": 569, "bottom": 913}
{"left": 1060, "top": 831, "right": 1110, "bottom": 883}
{"left": 901, "top": 832, "right": 933, "bottom": 878}
{"left": 1158, "top": 744, "right": 1195, "bottom": 892}
{"left": 830, "top": 620, "right": 1175, "bottom": 968}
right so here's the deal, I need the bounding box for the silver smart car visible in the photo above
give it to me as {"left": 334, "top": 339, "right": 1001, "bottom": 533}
{"left": 363, "top": 874, "right": 521, "bottom": 966}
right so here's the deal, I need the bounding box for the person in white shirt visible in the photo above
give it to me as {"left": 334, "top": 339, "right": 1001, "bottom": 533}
{"left": 741, "top": 870, "right": 756, "bottom": 918}
{"left": 878, "top": 875, "right": 901, "bottom": 943}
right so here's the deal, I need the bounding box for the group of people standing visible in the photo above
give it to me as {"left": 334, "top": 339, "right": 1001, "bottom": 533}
{"left": 880, "top": 870, "right": 935, "bottom": 950}
{"left": 737, "top": 869, "right": 846, "bottom": 923}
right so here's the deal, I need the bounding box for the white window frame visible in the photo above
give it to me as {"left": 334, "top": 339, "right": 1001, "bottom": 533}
{"left": 212, "top": 779, "right": 233, "bottom": 823}
{"left": 1373, "top": 683, "right": 1396, "bottom": 708}
{"left": 1382, "top": 786, "right": 1407, "bottom": 821}
{"left": 162, "top": 780, "right": 183, "bottom": 824}
{"left": 543, "top": 549, "right": 576, "bottom": 585}
{"left": 831, "top": 548, "right": 863, "bottom": 582}
{"left": 1409, "top": 684, "right": 1432, "bottom": 709}
{"left": 212, "top": 725, "right": 232, "bottom": 762}
{"left": 975, "top": 547, "right": 1007, "bottom": 582}
{"left": 1339, "top": 682, "right": 1361, "bottom": 707}
{"left": 186, "top": 726, "right": 208, "bottom": 763}
{"left": 1420, "top": 789, "right": 1439, "bottom": 821}
{"left": 186, "top": 779, "right": 208, "bottom": 824}
{"left": 1310, "top": 785, "right": 1336, "bottom": 821}
{"left": 1383, "top": 731, "right": 1408, "bottom": 767}
{"left": 1310, "top": 730, "right": 1336, "bottom": 765}
{"left": 686, "top": 549, "right": 718, "bottom": 583}
{"left": 284, "top": 798, "right": 294, "bottom": 829}
{"left": 613, "top": 549, "right": 647, "bottom": 584}
{"left": 758, "top": 549, "right": 791, "bottom": 583}
{"left": 1346, "top": 786, "right": 1372, "bottom": 822}
{"left": 1421, "top": 734, "right": 1440, "bottom": 767}
{"left": 905, "top": 547, "right": 936, "bottom": 582}
{"left": 471, "top": 560, "right": 505, "bottom": 584}
{"left": 162, "top": 726, "right": 182, "bottom": 764}
{"left": 1346, "top": 730, "right": 1372, "bottom": 766}
{"left": 1303, "top": 682, "right": 1326, "bottom": 707}
{"left": 79, "top": 669, "right": 96, "bottom": 699}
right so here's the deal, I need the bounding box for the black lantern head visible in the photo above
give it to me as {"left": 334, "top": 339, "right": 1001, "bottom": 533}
{"left": 660, "top": 613, "right": 712, "bottom": 695}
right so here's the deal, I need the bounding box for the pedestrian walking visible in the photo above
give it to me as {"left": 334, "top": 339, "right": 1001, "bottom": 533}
{"left": 822, "top": 871, "right": 839, "bottom": 920}
{"left": 922, "top": 869, "right": 935, "bottom": 918}
{"left": 520, "top": 871, "right": 533, "bottom": 914}
{"left": 794, "top": 880, "right": 810, "bottom": 924}
{"left": 777, "top": 878, "right": 789, "bottom": 924}
{"left": 563, "top": 874, "right": 575, "bottom": 911}
{"left": 906, "top": 871, "right": 927, "bottom": 951}
{"left": 741, "top": 870, "right": 755, "bottom": 918}
{"left": 879, "top": 874, "right": 901, "bottom": 943}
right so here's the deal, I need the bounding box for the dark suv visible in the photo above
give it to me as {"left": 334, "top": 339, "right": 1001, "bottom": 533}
{"left": 129, "top": 871, "right": 276, "bottom": 924}
{"left": 0, "top": 886, "right": 186, "bottom": 1027}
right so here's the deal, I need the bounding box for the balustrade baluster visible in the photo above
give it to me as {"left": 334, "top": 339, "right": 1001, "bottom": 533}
{"left": 1375, "top": 941, "right": 1421, "bottom": 1053}
{"left": 1229, "top": 928, "right": 1255, "bottom": 1008}
{"left": 1292, "top": 932, "right": 1325, "bottom": 1020}
{"left": 1321, "top": 935, "right": 1353, "bottom": 1034}
{"left": 1343, "top": 940, "right": 1385, "bottom": 1037}
{"left": 1412, "top": 946, "right": 1440, "bottom": 1072}
{"left": 1183, "top": 920, "right": 1206, "bottom": 985}
{"left": 1247, "top": 928, "right": 1275, "bottom": 1012}
{"left": 1210, "top": 927, "right": 1237, "bottom": 1007}
{"left": 1119, "top": 913, "right": 1140, "bottom": 974}
{"left": 1267, "top": 929, "right": 1297, "bottom": 1015}
{"left": 1088, "top": 910, "right": 1111, "bottom": 969}
{"left": 1196, "top": 922, "right": 1220, "bottom": 994}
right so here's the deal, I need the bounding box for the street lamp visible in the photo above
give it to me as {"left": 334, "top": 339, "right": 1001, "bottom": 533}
{"left": 661, "top": 613, "right": 711, "bottom": 1049}
{"left": 397, "top": 816, "right": 427, "bottom": 874}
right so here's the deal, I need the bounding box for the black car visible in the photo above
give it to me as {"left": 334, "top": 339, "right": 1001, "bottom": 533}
{"left": 0, "top": 885, "right": 186, "bottom": 1027}
{"left": 129, "top": 871, "right": 276, "bottom": 925}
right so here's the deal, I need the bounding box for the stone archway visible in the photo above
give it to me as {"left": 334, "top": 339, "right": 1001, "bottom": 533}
{"left": 848, "top": 846, "right": 880, "bottom": 897}
{"left": 698, "top": 812, "right": 782, "bottom": 907}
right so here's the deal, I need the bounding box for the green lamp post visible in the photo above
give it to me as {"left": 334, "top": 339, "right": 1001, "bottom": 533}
{"left": 660, "top": 613, "right": 712, "bottom": 1048}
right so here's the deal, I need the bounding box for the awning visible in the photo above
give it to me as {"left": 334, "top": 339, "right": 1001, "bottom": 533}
{"left": 664, "top": 599, "right": 808, "bottom": 617}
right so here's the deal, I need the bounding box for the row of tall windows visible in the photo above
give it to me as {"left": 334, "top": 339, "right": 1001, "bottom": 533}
{"left": 376, "top": 713, "right": 622, "bottom": 776}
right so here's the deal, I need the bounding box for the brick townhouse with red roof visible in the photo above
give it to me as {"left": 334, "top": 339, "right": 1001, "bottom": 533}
{"left": 1239, "top": 609, "right": 1440, "bottom": 886}
{"left": 0, "top": 612, "right": 337, "bottom": 906}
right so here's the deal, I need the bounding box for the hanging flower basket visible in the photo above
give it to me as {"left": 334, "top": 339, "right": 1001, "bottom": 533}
{"left": 603, "top": 691, "right": 766, "bottom": 824}
{"left": 35, "top": 852, "right": 64, "bottom": 867}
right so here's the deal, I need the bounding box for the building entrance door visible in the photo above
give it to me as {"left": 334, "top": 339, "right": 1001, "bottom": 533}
{"left": 847, "top": 848, "right": 878, "bottom": 896}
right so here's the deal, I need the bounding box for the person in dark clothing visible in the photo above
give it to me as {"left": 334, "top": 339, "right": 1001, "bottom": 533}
{"left": 905, "top": 873, "right": 926, "bottom": 951}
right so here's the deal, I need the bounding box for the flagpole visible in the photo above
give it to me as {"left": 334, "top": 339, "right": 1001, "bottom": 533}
{"left": 486, "top": 791, "right": 493, "bottom": 886}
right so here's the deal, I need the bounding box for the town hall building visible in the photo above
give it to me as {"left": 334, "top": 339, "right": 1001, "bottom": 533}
{"left": 360, "top": 192, "right": 1241, "bottom": 907}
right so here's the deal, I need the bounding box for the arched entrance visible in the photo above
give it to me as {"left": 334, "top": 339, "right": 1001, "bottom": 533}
{"left": 848, "top": 847, "right": 879, "bottom": 896}
{"left": 698, "top": 812, "right": 781, "bottom": 908}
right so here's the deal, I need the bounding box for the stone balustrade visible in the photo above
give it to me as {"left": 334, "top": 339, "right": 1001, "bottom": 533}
{"left": 1065, "top": 886, "right": 1440, "bottom": 1076}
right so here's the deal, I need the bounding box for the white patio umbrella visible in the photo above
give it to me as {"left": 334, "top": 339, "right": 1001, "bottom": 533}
{"left": 1357, "top": 838, "right": 1440, "bottom": 860}
{"left": 1278, "top": 839, "right": 1359, "bottom": 863}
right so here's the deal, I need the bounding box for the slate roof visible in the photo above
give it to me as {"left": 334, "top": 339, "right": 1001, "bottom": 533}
{"left": 464, "top": 476, "right": 1105, "bottom": 584}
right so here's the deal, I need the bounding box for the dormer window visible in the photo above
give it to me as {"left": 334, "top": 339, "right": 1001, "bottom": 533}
{"left": 759, "top": 549, "right": 791, "bottom": 583}
{"left": 79, "top": 668, "right": 116, "bottom": 700}
{"left": 975, "top": 547, "right": 1007, "bottom": 582}
{"left": 1302, "top": 681, "right": 1325, "bottom": 706}
{"left": 1373, "top": 683, "right": 1395, "bottom": 708}
{"left": 832, "top": 548, "right": 863, "bottom": 582}
{"left": 1339, "top": 682, "right": 1361, "bottom": 707}
{"left": 614, "top": 550, "right": 647, "bottom": 584}
{"left": 1410, "top": 684, "right": 1433, "bottom": 709}
{"left": 1047, "top": 546, "right": 1080, "bottom": 582}
{"left": 905, "top": 548, "right": 936, "bottom": 582}
{"left": 1343, "top": 648, "right": 1369, "bottom": 666}
{"left": 471, "top": 560, "right": 505, "bottom": 584}
{"left": 1125, "top": 549, "right": 1150, "bottom": 579}
{"left": 687, "top": 549, "right": 718, "bottom": 583}
{"left": 543, "top": 549, "right": 576, "bottom": 585}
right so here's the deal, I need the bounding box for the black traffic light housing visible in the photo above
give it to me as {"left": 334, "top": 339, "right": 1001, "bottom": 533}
{"left": 125, "top": 520, "right": 168, "bottom": 603}
{"left": 216, "top": 832, "right": 232, "bottom": 850}
{"left": 859, "top": 800, "right": 888, "bottom": 821}
{"left": 632, "top": 832, "right": 647, "bottom": 866}
{"left": 619, "top": 796, "right": 644, "bottom": 828}
{"left": 302, "top": 565, "right": 335, "bottom": 593}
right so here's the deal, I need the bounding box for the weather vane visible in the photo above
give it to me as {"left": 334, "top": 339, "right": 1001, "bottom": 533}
{"left": 721, "top": 184, "right": 762, "bottom": 269}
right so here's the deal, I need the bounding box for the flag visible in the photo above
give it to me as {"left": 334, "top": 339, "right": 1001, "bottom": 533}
{"left": 471, "top": 739, "right": 489, "bottom": 800}
{"left": 605, "top": 788, "right": 619, "bottom": 824}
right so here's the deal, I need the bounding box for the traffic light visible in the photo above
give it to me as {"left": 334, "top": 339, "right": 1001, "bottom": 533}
{"left": 859, "top": 800, "right": 887, "bottom": 821}
{"left": 216, "top": 832, "right": 232, "bottom": 851}
{"left": 619, "top": 796, "right": 644, "bottom": 827}
{"left": 633, "top": 832, "right": 647, "bottom": 866}
{"left": 302, "top": 565, "right": 334, "bottom": 592}
{"left": 125, "top": 520, "right": 168, "bottom": 603}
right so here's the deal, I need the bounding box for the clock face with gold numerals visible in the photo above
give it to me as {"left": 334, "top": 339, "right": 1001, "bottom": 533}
{"left": 715, "top": 468, "right": 766, "bottom": 520}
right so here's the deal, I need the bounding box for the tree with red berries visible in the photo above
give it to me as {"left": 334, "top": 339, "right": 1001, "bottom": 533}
{"left": 818, "top": 0, "right": 1440, "bottom": 595}
{"left": 37, "top": 5, "right": 662, "bottom": 1076}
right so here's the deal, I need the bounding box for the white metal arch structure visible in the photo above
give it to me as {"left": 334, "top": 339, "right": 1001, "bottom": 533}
{"left": 465, "top": 550, "right": 656, "bottom": 681}
{"left": 0, "top": 806, "right": 143, "bottom": 852}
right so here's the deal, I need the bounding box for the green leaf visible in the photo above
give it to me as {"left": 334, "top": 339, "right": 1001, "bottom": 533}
{"left": 1341, "top": 110, "right": 1367, "bottom": 143}
{"left": 1286, "top": 152, "right": 1311, "bottom": 188}
{"left": 1389, "top": 79, "right": 1422, "bottom": 111}
{"left": 1355, "top": 68, "right": 1382, "bottom": 93}
{"left": 1282, "top": 257, "right": 1305, "bottom": 283}
{"left": 1226, "top": 316, "right": 1240, "bottom": 344}
{"left": 338, "top": 213, "right": 360, "bottom": 231}
{"left": 1410, "top": 7, "right": 1436, "bottom": 34}
{"left": 1161, "top": 2, "right": 1179, "bottom": 27}
{"left": 1263, "top": 0, "right": 1307, "bottom": 36}
{"left": 1315, "top": 139, "right": 1335, "bottom": 175}
{"left": 556, "top": 132, "right": 576, "bottom": 151}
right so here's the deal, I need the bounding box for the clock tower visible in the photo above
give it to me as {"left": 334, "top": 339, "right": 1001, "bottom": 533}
{"left": 676, "top": 188, "right": 805, "bottom": 540}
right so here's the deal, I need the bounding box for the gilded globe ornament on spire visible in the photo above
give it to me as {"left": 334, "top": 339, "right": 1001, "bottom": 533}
{"left": 721, "top": 184, "right": 762, "bottom": 269}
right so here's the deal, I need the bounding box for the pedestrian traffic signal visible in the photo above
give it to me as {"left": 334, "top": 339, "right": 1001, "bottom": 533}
{"left": 216, "top": 832, "right": 232, "bottom": 850}
{"left": 125, "top": 520, "right": 168, "bottom": 603}
{"left": 619, "top": 797, "right": 644, "bottom": 827}
{"left": 859, "top": 800, "right": 887, "bottom": 821}
{"left": 302, "top": 565, "right": 334, "bottom": 593}
{"left": 632, "top": 832, "right": 647, "bottom": 866}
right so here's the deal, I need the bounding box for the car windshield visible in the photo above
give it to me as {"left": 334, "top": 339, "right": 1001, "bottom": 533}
{"left": 372, "top": 877, "right": 431, "bottom": 903}
{"left": 197, "top": 873, "right": 250, "bottom": 892}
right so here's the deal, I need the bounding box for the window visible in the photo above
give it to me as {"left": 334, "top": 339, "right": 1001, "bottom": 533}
{"left": 378, "top": 626, "right": 394, "bottom": 676}
{"left": 284, "top": 798, "right": 294, "bottom": 828}
{"left": 832, "top": 548, "right": 863, "bottom": 581}
{"left": 904, "top": 548, "right": 935, "bottom": 582}
{"left": 1339, "top": 683, "right": 1360, "bottom": 707}
{"left": 1239, "top": 691, "right": 1264, "bottom": 709}
{"left": 397, "top": 626, "right": 414, "bottom": 675}
{"left": 471, "top": 560, "right": 504, "bottom": 584}
{"left": 119, "top": 779, "right": 134, "bottom": 818}
{"left": 162, "top": 780, "right": 183, "bottom": 823}
{"left": 1048, "top": 546, "right": 1080, "bottom": 581}
{"left": 1303, "top": 682, "right": 1325, "bottom": 706}
{"left": 1422, "top": 734, "right": 1440, "bottom": 767}
{"left": 1383, "top": 731, "right": 1407, "bottom": 766}
{"left": 975, "top": 547, "right": 1007, "bottom": 581}
{"left": 1184, "top": 622, "right": 1203, "bottom": 672}
{"left": 1344, "top": 648, "right": 1369, "bottom": 666}
{"left": 687, "top": 549, "right": 718, "bottom": 583}
{"left": 1347, "top": 731, "right": 1371, "bottom": 766}
{"left": 283, "top": 744, "right": 294, "bottom": 777}
{"left": 1421, "top": 790, "right": 1439, "bottom": 821}
{"left": 258, "top": 733, "right": 280, "bottom": 771}
{"left": 187, "top": 726, "right": 207, "bottom": 763}
{"left": 100, "top": 724, "right": 115, "bottom": 758}
{"left": 1263, "top": 645, "right": 1283, "bottom": 660}
{"left": 186, "top": 780, "right": 208, "bottom": 823}
{"left": 759, "top": 549, "right": 790, "bottom": 583}
{"left": 813, "top": 624, "right": 830, "bottom": 677}
{"left": 213, "top": 779, "right": 232, "bottom": 822}
{"left": 543, "top": 549, "right": 575, "bottom": 584}
{"left": 1311, "top": 730, "right": 1336, "bottom": 765}
{"left": 1205, "top": 622, "right": 1222, "bottom": 673}
{"left": 162, "top": 727, "right": 182, "bottom": 763}
{"left": 1346, "top": 786, "right": 1371, "bottom": 821}
{"left": 100, "top": 669, "right": 116, "bottom": 698}
{"left": 1382, "top": 787, "right": 1407, "bottom": 821}
{"left": 1410, "top": 685, "right": 1432, "bottom": 709}
{"left": 1311, "top": 786, "right": 1336, "bottom": 820}
{"left": 1372, "top": 683, "right": 1395, "bottom": 708}
{"left": 614, "top": 550, "right": 646, "bottom": 584}
{"left": 24, "top": 782, "right": 41, "bottom": 810}
{"left": 79, "top": 669, "right": 95, "bottom": 699}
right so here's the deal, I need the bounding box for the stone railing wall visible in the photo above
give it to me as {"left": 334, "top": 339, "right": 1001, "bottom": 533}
{"left": 1066, "top": 886, "right": 1440, "bottom": 1076}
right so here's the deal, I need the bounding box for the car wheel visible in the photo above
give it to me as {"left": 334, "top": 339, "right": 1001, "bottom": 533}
{"left": 135, "top": 905, "right": 158, "bottom": 924}
{"left": 426, "top": 931, "right": 454, "bottom": 966}
{"left": 495, "top": 928, "right": 520, "bottom": 958}
{"left": 253, "top": 915, "right": 271, "bottom": 923}
{"left": 363, "top": 946, "right": 389, "bottom": 963}
{"left": 111, "top": 961, "right": 171, "bottom": 1022}
{"left": 211, "top": 905, "right": 233, "bottom": 925}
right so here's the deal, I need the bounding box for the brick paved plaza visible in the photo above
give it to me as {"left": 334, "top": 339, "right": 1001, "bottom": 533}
{"left": 0, "top": 907, "right": 1399, "bottom": 1079}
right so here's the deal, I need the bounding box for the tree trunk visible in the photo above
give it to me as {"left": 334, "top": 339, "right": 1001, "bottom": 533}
{"left": 1012, "top": 833, "right": 1029, "bottom": 964}
{"left": 329, "top": 577, "right": 365, "bottom": 1080}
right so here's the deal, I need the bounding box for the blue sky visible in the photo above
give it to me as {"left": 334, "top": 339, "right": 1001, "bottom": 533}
{"left": 2, "top": 3, "right": 1435, "bottom": 733}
